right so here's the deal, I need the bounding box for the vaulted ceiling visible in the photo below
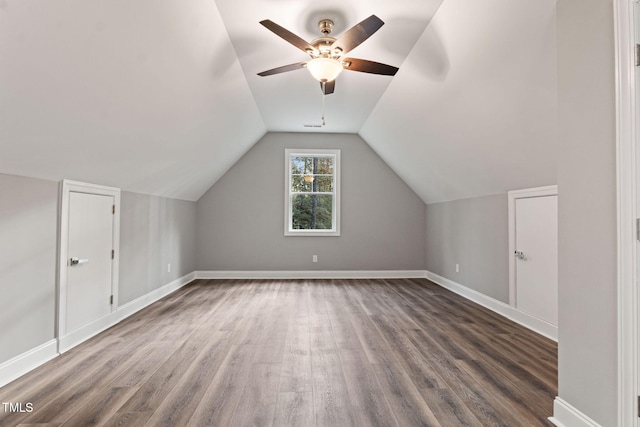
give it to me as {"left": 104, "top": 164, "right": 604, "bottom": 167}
{"left": 0, "top": 0, "right": 557, "bottom": 203}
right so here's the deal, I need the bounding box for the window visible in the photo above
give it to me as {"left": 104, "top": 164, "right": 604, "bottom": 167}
{"left": 285, "top": 149, "right": 340, "bottom": 236}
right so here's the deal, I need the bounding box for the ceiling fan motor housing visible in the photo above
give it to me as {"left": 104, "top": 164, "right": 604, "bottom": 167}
{"left": 311, "top": 37, "right": 338, "bottom": 57}
{"left": 318, "top": 19, "right": 334, "bottom": 35}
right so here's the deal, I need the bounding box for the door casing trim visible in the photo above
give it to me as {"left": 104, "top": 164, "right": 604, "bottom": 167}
{"left": 614, "top": 0, "right": 638, "bottom": 425}
{"left": 57, "top": 180, "right": 120, "bottom": 353}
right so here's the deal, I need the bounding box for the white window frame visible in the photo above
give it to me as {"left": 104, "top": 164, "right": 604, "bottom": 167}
{"left": 285, "top": 148, "right": 340, "bottom": 236}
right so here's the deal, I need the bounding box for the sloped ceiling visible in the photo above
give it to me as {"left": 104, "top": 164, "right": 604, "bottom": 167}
{"left": 0, "top": 0, "right": 557, "bottom": 203}
{"left": 0, "top": 0, "right": 265, "bottom": 201}
{"left": 361, "top": 0, "right": 558, "bottom": 203}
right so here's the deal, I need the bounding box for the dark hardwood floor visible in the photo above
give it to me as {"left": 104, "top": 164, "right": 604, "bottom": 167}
{"left": 0, "top": 278, "right": 557, "bottom": 426}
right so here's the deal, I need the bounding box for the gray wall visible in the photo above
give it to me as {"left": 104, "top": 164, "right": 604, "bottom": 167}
{"left": 0, "top": 173, "right": 58, "bottom": 363}
{"left": 422, "top": 2, "right": 619, "bottom": 423}
{"left": 0, "top": 174, "right": 196, "bottom": 366}
{"left": 118, "top": 192, "right": 197, "bottom": 304}
{"left": 556, "top": 0, "right": 617, "bottom": 424}
{"left": 425, "top": 194, "right": 509, "bottom": 303}
{"left": 196, "top": 132, "right": 427, "bottom": 271}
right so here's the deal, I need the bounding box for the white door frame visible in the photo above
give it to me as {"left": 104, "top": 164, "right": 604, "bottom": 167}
{"left": 507, "top": 185, "right": 558, "bottom": 307}
{"left": 614, "top": 0, "right": 638, "bottom": 425}
{"left": 57, "top": 180, "right": 120, "bottom": 351}
{"left": 506, "top": 186, "right": 558, "bottom": 341}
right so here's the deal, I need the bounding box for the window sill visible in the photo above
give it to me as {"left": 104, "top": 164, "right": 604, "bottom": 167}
{"left": 285, "top": 230, "right": 340, "bottom": 237}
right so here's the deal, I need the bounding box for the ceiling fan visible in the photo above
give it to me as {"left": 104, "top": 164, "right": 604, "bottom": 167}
{"left": 257, "top": 15, "right": 399, "bottom": 95}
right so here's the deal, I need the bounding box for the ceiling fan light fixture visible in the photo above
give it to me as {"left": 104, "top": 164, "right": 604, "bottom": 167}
{"left": 307, "top": 57, "right": 343, "bottom": 82}
{"left": 257, "top": 15, "right": 398, "bottom": 94}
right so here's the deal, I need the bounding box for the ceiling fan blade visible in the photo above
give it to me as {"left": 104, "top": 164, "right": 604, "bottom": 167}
{"left": 260, "top": 20, "right": 316, "bottom": 55}
{"left": 257, "top": 62, "right": 307, "bottom": 77}
{"left": 342, "top": 58, "right": 399, "bottom": 76}
{"left": 321, "top": 80, "right": 335, "bottom": 95}
{"left": 331, "top": 15, "right": 384, "bottom": 55}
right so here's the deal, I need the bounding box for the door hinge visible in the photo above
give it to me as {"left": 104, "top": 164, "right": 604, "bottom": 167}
{"left": 636, "top": 218, "right": 640, "bottom": 241}
{"left": 112, "top": 205, "right": 115, "bottom": 215}
{"left": 110, "top": 295, "right": 114, "bottom": 305}
{"left": 636, "top": 44, "right": 640, "bottom": 66}
{"left": 111, "top": 249, "right": 115, "bottom": 259}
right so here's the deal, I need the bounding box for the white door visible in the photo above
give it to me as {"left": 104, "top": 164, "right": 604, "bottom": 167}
{"left": 514, "top": 195, "right": 558, "bottom": 325}
{"left": 65, "top": 191, "right": 115, "bottom": 334}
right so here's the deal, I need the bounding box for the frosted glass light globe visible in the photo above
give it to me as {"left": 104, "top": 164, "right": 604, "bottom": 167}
{"left": 307, "top": 58, "right": 343, "bottom": 82}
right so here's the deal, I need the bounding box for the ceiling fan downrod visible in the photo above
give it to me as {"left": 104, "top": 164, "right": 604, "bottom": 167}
{"left": 318, "top": 19, "right": 333, "bottom": 35}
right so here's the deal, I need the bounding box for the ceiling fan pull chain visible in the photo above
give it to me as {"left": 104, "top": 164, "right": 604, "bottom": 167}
{"left": 321, "top": 86, "right": 326, "bottom": 126}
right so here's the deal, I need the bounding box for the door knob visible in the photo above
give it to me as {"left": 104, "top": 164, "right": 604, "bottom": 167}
{"left": 70, "top": 257, "right": 89, "bottom": 266}
{"left": 514, "top": 250, "right": 526, "bottom": 260}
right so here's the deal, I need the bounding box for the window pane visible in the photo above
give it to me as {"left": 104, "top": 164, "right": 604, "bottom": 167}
{"left": 291, "top": 175, "right": 313, "bottom": 192}
{"left": 316, "top": 157, "right": 334, "bottom": 174}
{"left": 315, "top": 176, "right": 333, "bottom": 192}
{"left": 291, "top": 194, "right": 333, "bottom": 230}
{"left": 290, "top": 156, "right": 309, "bottom": 175}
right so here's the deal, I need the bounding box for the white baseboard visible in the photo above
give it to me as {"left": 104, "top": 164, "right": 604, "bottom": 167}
{"left": 194, "top": 270, "right": 426, "bottom": 279}
{"left": 549, "top": 397, "right": 602, "bottom": 427}
{"left": 58, "top": 310, "right": 122, "bottom": 353}
{"left": 59, "top": 271, "right": 196, "bottom": 353}
{"left": 115, "top": 271, "right": 196, "bottom": 320}
{"left": 0, "top": 339, "right": 58, "bottom": 388}
{"left": 425, "top": 270, "right": 558, "bottom": 341}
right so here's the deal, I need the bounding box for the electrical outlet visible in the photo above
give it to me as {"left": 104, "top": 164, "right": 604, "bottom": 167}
{"left": 313, "top": 255, "right": 318, "bottom": 263}
{"left": 167, "top": 263, "right": 171, "bottom": 273}
{"left": 456, "top": 263, "right": 459, "bottom": 273}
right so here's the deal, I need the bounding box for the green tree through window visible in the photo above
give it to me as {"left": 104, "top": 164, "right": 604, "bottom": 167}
{"left": 285, "top": 149, "right": 340, "bottom": 236}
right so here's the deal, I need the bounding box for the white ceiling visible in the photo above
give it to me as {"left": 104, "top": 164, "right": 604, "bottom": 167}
{"left": 361, "top": 0, "right": 558, "bottom": 203}
{"left": 0, "top": 0, "right": 265, "bottom": 201}
{"left": 0, "top": 0, "right": 557, "bottom": 203}
{"left": 214, "top": 0, "right": 444, "bottom": 132}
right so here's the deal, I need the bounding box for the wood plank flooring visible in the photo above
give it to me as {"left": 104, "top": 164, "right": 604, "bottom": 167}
{"left": 0, "top": 278, "right": 557, "bottom": 426}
